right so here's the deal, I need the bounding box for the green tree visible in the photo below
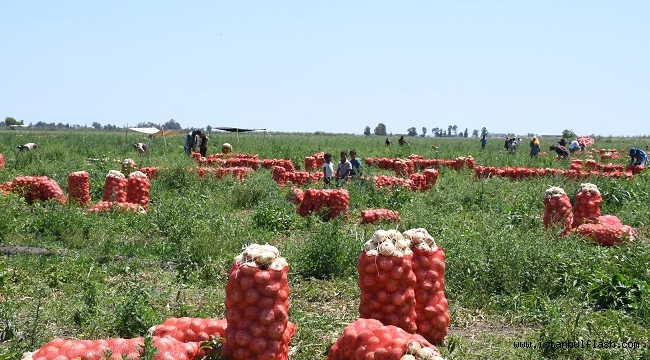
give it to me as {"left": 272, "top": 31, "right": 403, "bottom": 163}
{"left": 453, "top": 125, "right": 458, "bottom": 136}
{"left": 421, "top": 127, "right": 427, "bottom": 137}
{"left": 163, "top": 119, "right": 182, "bottom": 130}
{"left": 463, "top": 128, "right": 468, "bottom": 138}
{"left": 91, "top": 122, "right": 102, "bottom": 130}
{"left": 447, "top": 125, "right": 452, "bottom": 137}
{"left": 374, "top": 123, "right": 387, "bottom": 136}
{"left": 407, "top": 127, "right": 418, "bottom": 136}
{"left": 364, "top": 126, "right": 371, "bottom": 136}
{"left": 472, "top": 129, "right": 479, "bottom": 137}
{"left": 206, "top": 125, "right": 212, "bottom": 134}
{"left": 562, "top": 129, "right": 577, "bottom": 138}
{"left": 4, "top": 117, "right": 21, "bottom": 126}
{"left": 481, "top": 127, "right": 488, "bottom": 137}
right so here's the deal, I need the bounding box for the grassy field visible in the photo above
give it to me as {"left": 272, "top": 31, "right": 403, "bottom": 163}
{"left": 1, "top": 129, "right": 649, "bottom": 359}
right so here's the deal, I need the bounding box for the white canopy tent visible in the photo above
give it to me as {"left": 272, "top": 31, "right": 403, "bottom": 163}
{"left": 128, "top": 127, "right": 183, "bottom": 150}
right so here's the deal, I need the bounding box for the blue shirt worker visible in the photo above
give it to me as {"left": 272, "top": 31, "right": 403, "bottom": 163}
{"left": 349, "top": 150, "right": 362, "bottom": 176}
{"left": 629, "top": 148, "right": 648, "bottom": 167}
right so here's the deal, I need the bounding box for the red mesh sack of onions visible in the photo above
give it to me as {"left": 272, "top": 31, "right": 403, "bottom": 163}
{"left": 139, "top": 167, "right": 159, "bottom": 179}
{"left": 0, "top": 181, "right": 12, "bottom": 195}
{"left": 572, "top": 183, "right": 602, "bottom": 228}
{"left": 13, "top": 176, "right": 66, "bottom": 204}
{"left": 361, "top": 209, "right": 401, "bottom": 224}
{"left": 327, "top": 318, "right": 444, "bottom": 360}
{"left": 0, "top": 154, "right": 5, "bottom": 169}
{"left": 102, "top": 170, "right": 128, "bottom": 202}
{"left": 286, "top": 187, "right": 304, "bottom": 205}
{"left": 86, "top": 201, "right": 144, "bottom": 214}
{"left": 402, "top": 228, "right": 449, "bottom": 344}
{"left": 358, "top": 230, "right": 417, "bottom": 334}
{"left": 543, "top": 187, "right": 573, "bottom": 237}
{"left": 272, "top": 166, "right": 288, "bottom": 186}
{"left": 22, "top": 336, "right": 205, "bottom": 360}
{"left": 121, "top": 158, "right": 137, "bottom": 173}
{"left": 149, "top": 317, "right": 227, "bottom": 343}
{"left": 223, "top": 244, "right": 297, "bottom": 360}
{"left": 574, "top": 217, "right": 637, "bottom": 247}
{"left": 68, "top": 171, "right": 91, "bottom": 206}
{"left": 126, "top": 171, "right": 150, "bottom": 211}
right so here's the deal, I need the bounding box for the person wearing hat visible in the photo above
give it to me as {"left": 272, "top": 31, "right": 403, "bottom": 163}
{"left": 550, "top": 144, "right": 569, "bottom": 159}
{"left": 558, "top": 138, "right": 568, "bottom": 147}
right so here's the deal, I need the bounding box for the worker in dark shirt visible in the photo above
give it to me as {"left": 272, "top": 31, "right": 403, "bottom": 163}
{"left": 550, "top": 145, "right": 569, "bottom": 159}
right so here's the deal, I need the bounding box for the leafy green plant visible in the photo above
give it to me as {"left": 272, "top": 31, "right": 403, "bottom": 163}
{"left": 589, "top": 273, "right": 646, "bottom": 312}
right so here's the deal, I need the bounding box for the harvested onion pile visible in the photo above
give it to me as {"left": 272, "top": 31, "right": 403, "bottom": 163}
{"left": 358, "top": 230, "right": 417, "bottom": 334}
{"left": 121, "top": 158, "right": 137, "bottom": 173}
{"left": 574, "top": 221, "right": 636, "bottom": 246}
{"left": 403, "top": 228, "right": 449, "bottom": 344}
{"left": 67, "top": 171, "right": 90, "bottom": 206}
{"left": 223, "top": 244, "right": 296, "bottom": 360}
{"left": 327, "top": 318, "right": 443, "bottom": 360}
{"left": 572, "top": 183, "right": 602, "bottom": 228}
{"left": 0, "top": 154, "right": 5, "bottom": 169}
{"left": 543, "top": 186, "right": 573, "bottom": 237}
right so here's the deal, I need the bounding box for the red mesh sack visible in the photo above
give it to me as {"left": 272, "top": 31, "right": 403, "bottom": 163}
{"left": 360, "top": 209, "right": 400, "bottom": 224}
{"left": 223, "top": 244, "right": 296, "bottom": 360}
{"left": 358, "top": 230, "right": 417, "bottom": 334}
{"left": 543, "top": 187, "right": 573, "bottom": 237}
{"left": 327, "top": 318, "right": 443, "bottom": 360}
{"left": 572, "top": 183, "right": 602, "bottom": 228}
{"left": 126, "top": 171, "right": 150, "bottom": 211}
{"left": 0, "top": 154, "right": 5, "bottom": 169}
{"left": 27, "top": 336, "right": 204, "bottom": 360}
{"left": 403, "top": 228, "right": 449, "bottom": 344}
{"left": 575, "top": 222, "right": 636, "bottom": 247}
{"left": 102, "top": 171, "right": 128, "bottom": 202}
{"left": 149, "top": 317, "right": 227, "bottom": 343}
{"left": 68, "top": 171, "right": 91, "bottom": 206}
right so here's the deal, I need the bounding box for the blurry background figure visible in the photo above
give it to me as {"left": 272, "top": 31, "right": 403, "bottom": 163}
{"left": 184, "top": 130, "right": 201, "bottom": 156}
{"left": 529, "top": 136, "right": 541, "bottom": 157}
{"left": 222, "top": 143, "right": 233, "bottom": 154}
{"left": 398, "top": 135, "right": 410, "bottom": 146}
{"left": 134, "top": 143, "right": 148, "bottom": 154}
{"left": 569, "top": 138, "right": 580, "bottom": 153}
{"left": 385, "top": 138, "right": 391, "bottom": 146}
{"left": 198, "top": 133, "right": 209, "bottom": 157}
{"left": 480, "top": 135, "right": 487, "bottom": 149}
{"left": 17, "top": 142, "right": 38, "bottom": 151}
{"left": 629, "top": 148, "right": 648, "bottom": 167}
{"left": 550, "top": 144, "right": 569, "bottom": 159}
{"left": 507, "top": 138, "right": 518, "bottom": 154}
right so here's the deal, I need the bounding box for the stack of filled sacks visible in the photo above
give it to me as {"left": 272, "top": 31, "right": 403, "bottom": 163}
{"left": 223, "top": 244, "right": 297, "bottom": 360}
{"left": 542, "top": 186, "right": 574, "bottom": 237}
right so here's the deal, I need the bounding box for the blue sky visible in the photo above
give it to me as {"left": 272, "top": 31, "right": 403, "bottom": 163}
{"left": 2, "top": 1, "right": 648, "bottom": 136}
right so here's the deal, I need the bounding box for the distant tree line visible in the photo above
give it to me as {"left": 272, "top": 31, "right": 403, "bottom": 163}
{"left": 364, "top": 123, "right": 489, "bottom": 138}
{"left": 3, "top": 117, "right": 183, "bottom": 131}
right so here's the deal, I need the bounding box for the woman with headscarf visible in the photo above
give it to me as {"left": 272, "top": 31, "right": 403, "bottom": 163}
{"left": 529, "top": 136, "right": 541, "bottom": 157}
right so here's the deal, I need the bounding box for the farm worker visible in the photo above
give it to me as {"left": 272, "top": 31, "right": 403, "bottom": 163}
{"left": 16, "top": 143, "right": 38, "bottom": 151}
{"left": 480, "top": 135, "right": 487, "bottom": 149}
{"left": 558, "top": 138, "right": 568, "bottom": 147}
{"left": 629, "top": 148, "right": 648, "bottom": 167}
{"left": 222, "top": 143, "right": 232, "bottom": 154}
{"left": 336, "top": 151, "right": 353, "bottom": 186}
{"left": 529, "top": 137, "right": 541, "bottom": 157}
{"left": 550, "top": 145, "right": 569, "bottom": 159}
{"left": 503, "top": 137, "right": 510, "bottom": 151}
{"left": 322, "top": 152, "right": 334, "bottom": 184}
{"left": 399, "top": 135, "right": 409, "bottom": 146}
{"left": 133, "top": 143, "right": 148, "bottom": 154}
{"left": 507, "top": 138, "right": 518, "bottom": 154}
{"left": 198, "top": 133, "right": 209, "bottom": 158}
{"left": 569, "top": 139, "right": 580, "bottom": 153}
{"left": 385, "top": 138, "right": 392, "bottom": 146}
{"left": 183, "top": 130, "right": 201, "bottom": 156}
{"left": 349, "top": 150, "right": 362, "bottom": 177}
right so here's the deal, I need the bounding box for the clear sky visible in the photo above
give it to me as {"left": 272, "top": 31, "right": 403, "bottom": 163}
{"left": 2, "top": 1, "right": 648, "bottom": 136}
